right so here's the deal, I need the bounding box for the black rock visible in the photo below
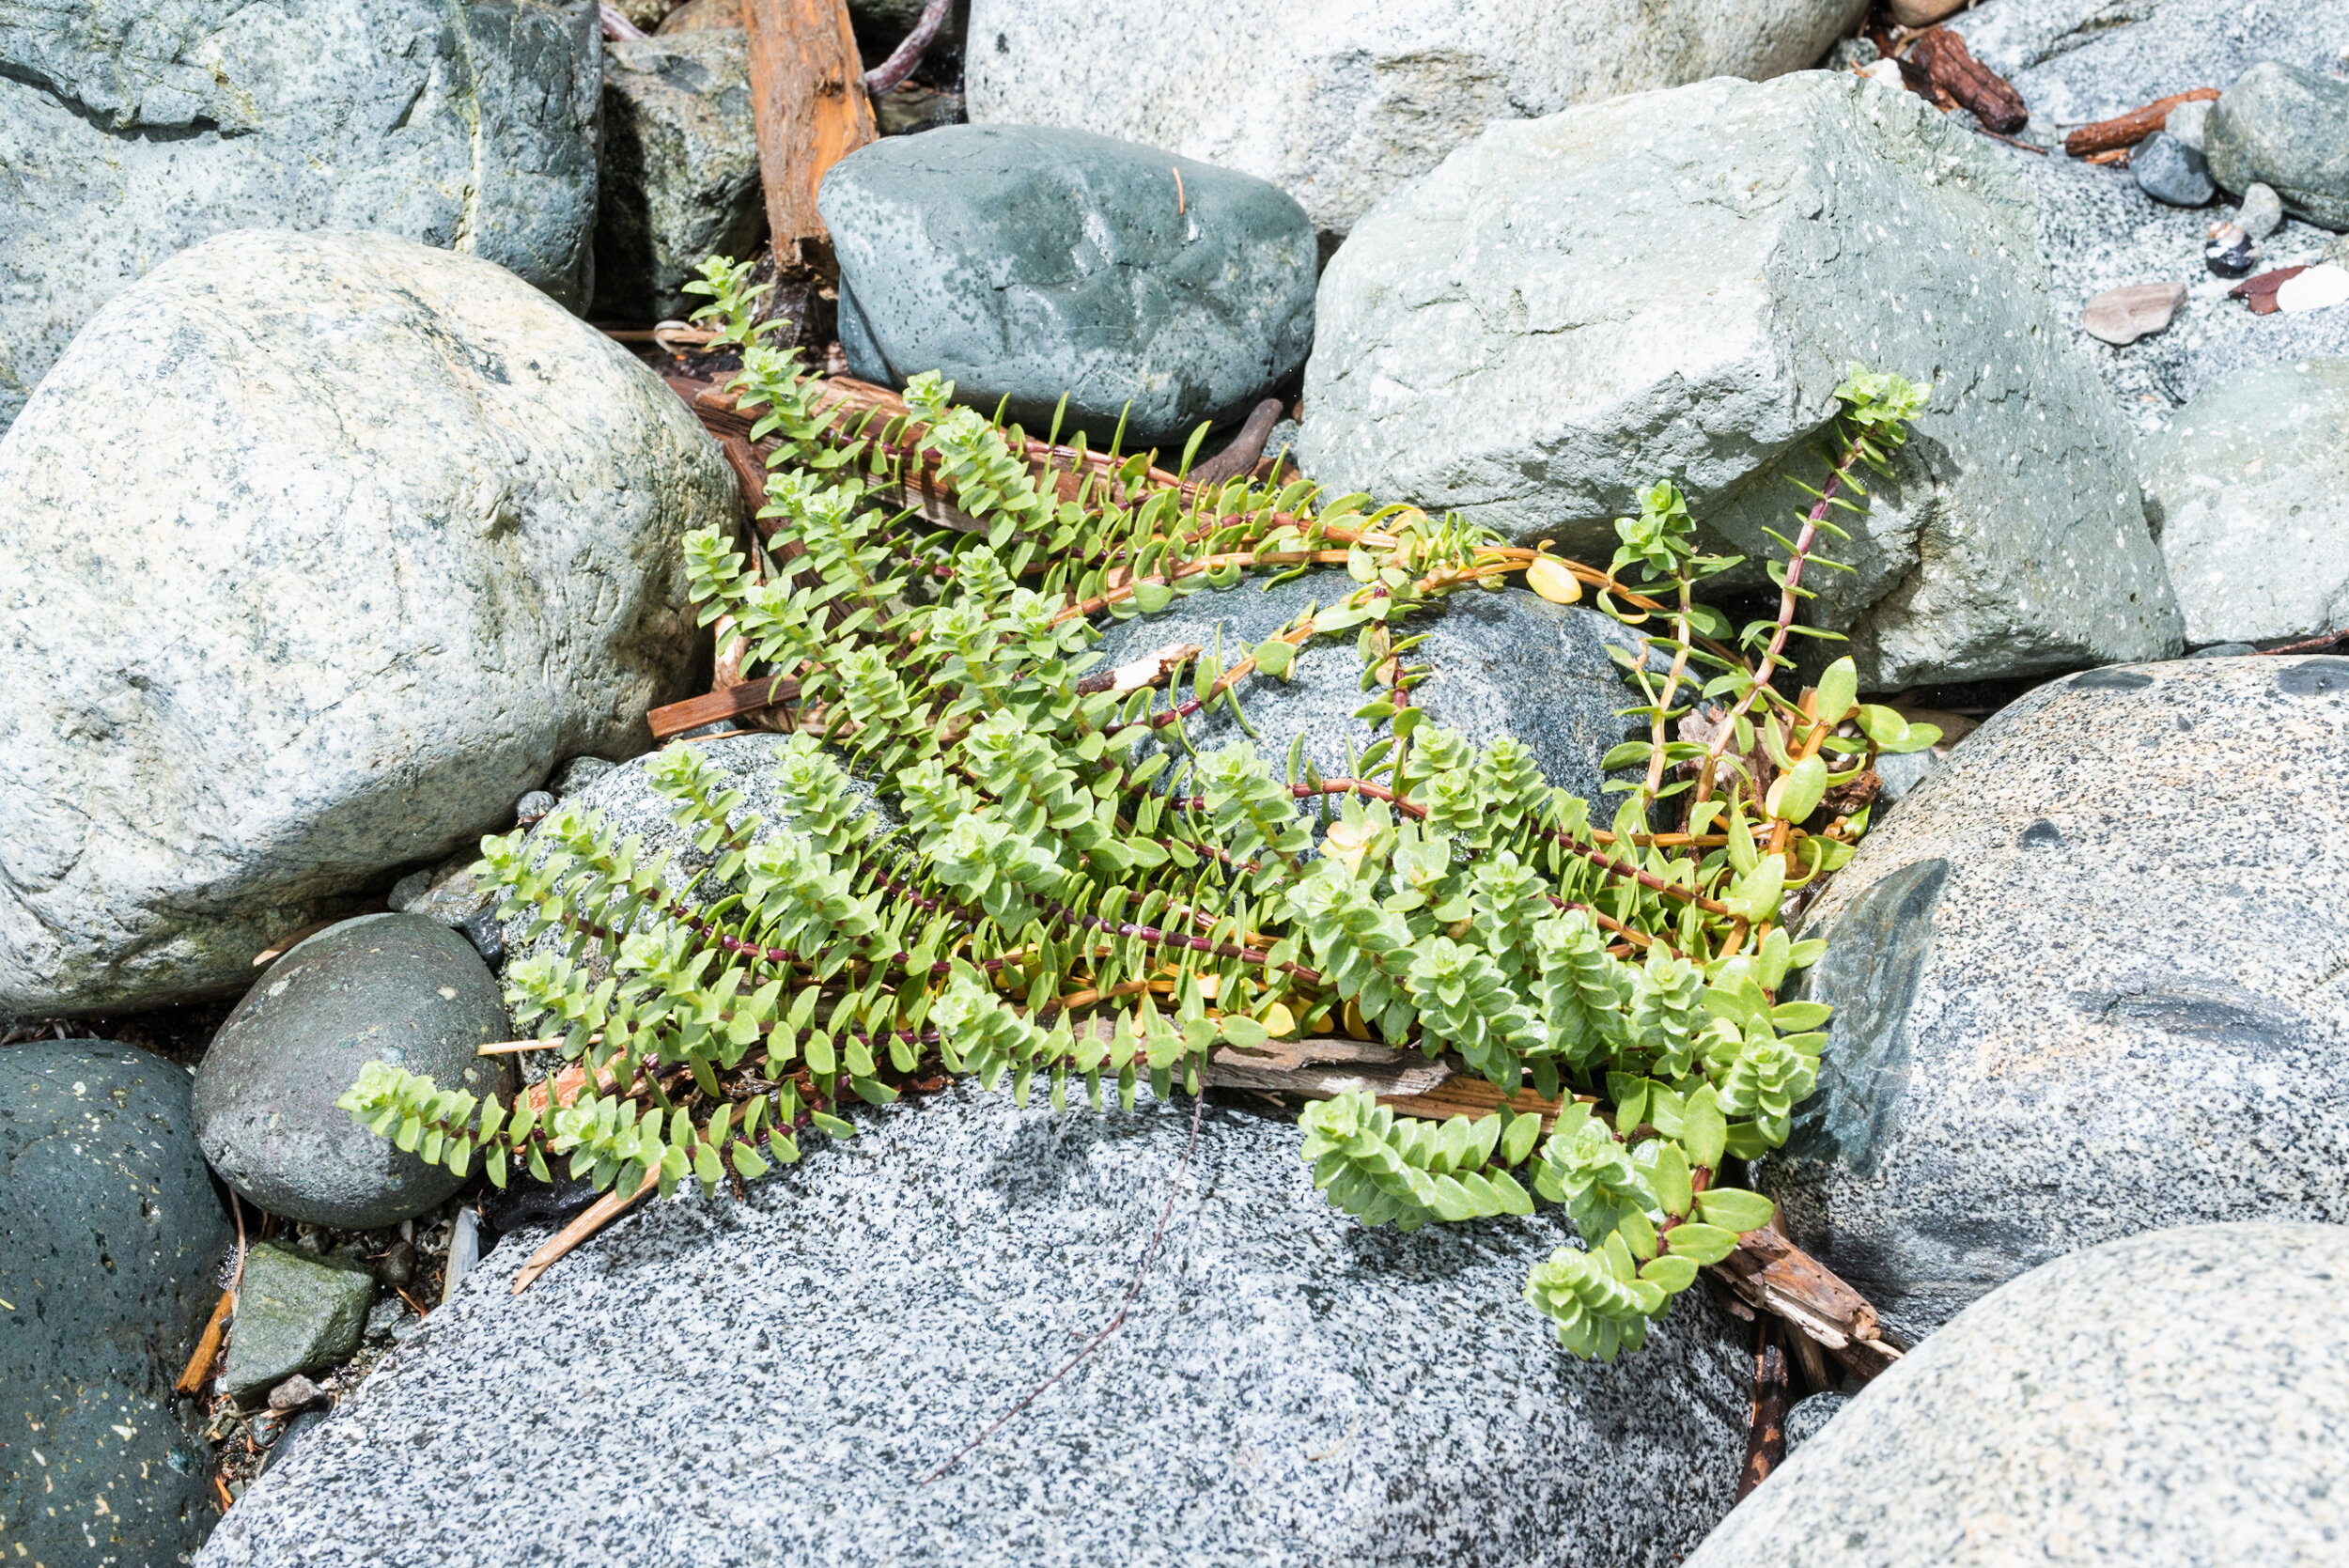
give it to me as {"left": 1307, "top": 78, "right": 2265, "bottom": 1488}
{"left": 194, "top": 914, "right": 515, "bottom": 1230}
{"left": 477, "top": 1171, "right": 603, "bottom": 1238}
{"left": 818, "top": 124, "right": 1317, "bottom": 447}
{"left": 0, "top": 1040, "right": 231, "bottom": 1566}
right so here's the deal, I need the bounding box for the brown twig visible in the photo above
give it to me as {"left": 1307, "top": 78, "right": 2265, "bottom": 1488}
{"left": 1903, "top": 27, "right": 2027, "bottom": 133}
{"left": 175, "top": 1290, "right": 236, "bottom": 1395}
{"left": 862, "top": 0, "right": 951, "bottom": 95}
{"left": 1735, "top": 1318, "right": 1791, "bottom": 1500}
{"left": 510, "top": 1167, "right": 661, "bottom": 1295}
{"left": 919, "top": 1085, "right": 1209, "bottom": 1484}
{"left": 2062, "top": 87, "right": 2219, "bottom": 157}
{"left": 2254, "top": 626, "right": 2349, "bottom": 656}
{"left": 1187, "top": 399, "right": 1287, "bottom": 487}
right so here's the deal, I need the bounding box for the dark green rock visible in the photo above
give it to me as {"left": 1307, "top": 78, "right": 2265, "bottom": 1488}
{"left": 817, "top": 124, "right": 1317, "bottom": 446}
{"left": 1089, "top": 570, "right": 1648, "bottom": 810}
{"left": 220, "top": 1247, "right": 376, "bottom": 1405}
{"left": 2207, "top": 62, "right": 2349, "bottom": 230}
{"left": 1, "top": 1039, "right": 230, "bottom": 1566}
{"left": 594, "top": 34, "right": 764, "bottom": 321}
{"left": 193, "top": 914, "right": 514, "bottom": 1230}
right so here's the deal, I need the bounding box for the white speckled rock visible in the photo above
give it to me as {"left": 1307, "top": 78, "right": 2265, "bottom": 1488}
{"left": 963, "top": 0, "right": 1870, "bottom": 241}
{"left": 0, "top": 0, "right": 602, "bottom": 430}
{"left": 2141, "top": 357, "right": 2349, "bottom": 644}
{"left": 197, "top": 1084, "right": 1755, "bottom": 1567}
{"left": 1299, "top": 72, "right": 2181, "bottom": 688}
{"left": 1942, "top": 0, "right": 2349, "bottom": 430}
{"left": 1760, "top": 657, "right": 2349, "bottom": 1343}
{"left": 1688, "top": 1223, "right": 2349, "bottom": 1567}
{"left": 0, "top": 229, "right": 737, "bottom": 1016}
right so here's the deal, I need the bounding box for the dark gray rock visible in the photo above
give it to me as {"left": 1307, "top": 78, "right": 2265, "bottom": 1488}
{"left": 1299, "top": 72, "right": 2181, "bottom": 688}
{"left": 2140, "top": 357, "right": 2349, "bottom": 645}
{"left": 0, "top": 1039, "right": 231, "bottom": 1567}
{"left": 1782, "top": 1391, "right": 1846, "bottom": 1452}
{"left": 0, "top": 229, "right": 734, "bottom": 1015}
{"left": 194, "top": 915, "right": 515, "bottom": 1230}
{"left": 2208, "top": 61, "right": 2349, "bottom": 231}
{"left": 0, "top": 0, "right": 601, "bottom": 431}
{"left": 551, "top": 756, "right": 619, "bottom": 798}
{"left": 1944, "top": 1, "right": 2349, "bottom": 429}
{"left": 221, "top": 1245, "right": 376, "bottom": 1404}
{"left": 1091, "top": 571, "right": 1648, "bottom": 811}
{"left": 2132, "top": 132, "right": 2214, "bottom": 207}
{"left": 1688, "top": 1223, "right": 2349, "bottom": 1565}
{"left": 818, "top": 124, "right": 1318, "bottom": 447}
{"left": 594, "top": 33, "right": 764, "bottom": 322}
{"left": 1761, "top": 658, "right": 2349, "bottom": 1343}
{"left": 198, "top": 1083, "right": 1754, "bottom": 1567}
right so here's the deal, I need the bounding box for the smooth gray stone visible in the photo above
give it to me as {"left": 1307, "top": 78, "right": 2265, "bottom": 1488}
{"left": 963, "top": 0, "right": 1871, "bottom": 240}
{"left": 194, "top": 915, "right": 515, "bottom": 1230}
{"left": 551, "top": 756, "right": 619, "bottom": 798}
{"left": 1869, "top": 746, "right": 1941, "bottom": 804}
{"left": 1688, "top": 1223, "right": 2349, "bottom": 1566}
{"left": 2208, "top": 61, "right": 2349, "bottom": 231}
{"left": 0, "top": 229, "right": 735, "bottom": 1015}
{"left": 2165, "top": 98, "right": 2212, "bottom": 153}
{"left": 2238, "top": 181, "right": 2286, "bottom": 239}
{"left": 0, "top": 1040, "right": 231, "bottom": 1567}
{"left": 1300, "top": 72, "right": 2181, "bottom": 689}
{"left": 1090, "top": 571, "right": 1647, "bottom": 813}
{"left": 198, "top": 1083, "right": 1755, "bottom": 1567}
{"left": 1945, "top": 1, "right": 2349, "bottom": 430}
{"left": 2140, "top": 357, "right": 2349, "bottom": 645}
{"left": 0, "top": 0, "right": 600, "bottom": 431}
{"left": 2133, "top": 132, "right": 2214, "bottom": 207}
{"left": 1761, "top": 658, "right": 2349, "bottom": 1343}
{"left": 818, "top": 124, "right": 1317, "bottom": 447}
{"left": 221, "top": 1246, "right": 376, "bottom": 1404}
{"left": 594, "top": 34, "right": 764, "bottom": 322}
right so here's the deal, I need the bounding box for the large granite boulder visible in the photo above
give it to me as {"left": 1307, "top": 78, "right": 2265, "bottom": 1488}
{"left": 1688, "top": 1223, "right": 2349, "bottom": 1566}
{"left": 194, "top": 914, "right": 515, "bottom": 1230}
{"left": 594, "top": 33, "right": 764, "bottom": 322}
{"left": 197, "top": 1084, "right": 1754, "bottom": 1567}
{"left": 2140, "top": 357, "right": 2349, "bottom": 645}
{"left": 964, "top": 0, "right": 1871, "bottom": 240}
{"left": 1943, "top": 0, "right": 2349, "bottom": 428}
{"left": 2207, "top": 62, "right": 2349, "bottom": 231}
{"left": 1091, "top": 572, "right": 1650, "bottom": 811}
{"left": 0, "top": 0, "right": 601, "bottom": 430}
{"left": 818, "top": 125, "right": 1318, "bottom": 447}
{"left": 1760, "top": 657, "right": 2349, "bottom": 1343}
{"left": 0, "top": 229, "right": 737, "bottom": 1016}
{"left": 1, "top": 1040, "right": 233, "bottom": 1567}
{"left": 1299, "top": 72, "right": 2182, "bottom": 688}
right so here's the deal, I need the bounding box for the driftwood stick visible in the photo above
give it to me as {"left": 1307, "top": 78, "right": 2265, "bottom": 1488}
{"left": 175, "top": 1289, "right": 235, "bottom": 1395}
{"left": 1904, "top": 27, "right": 2028, "bottom": 134}
{"left": 743, "top": 0, "right": 876, "bottom": 258}
{"left": 2063, "top": 87, "right": 2219, "bottom": 157}
{"left": 1735, "top": 1318, "right": 1791, "bottom": 1500}
{"left": 862, "top": 0, "right": 951, "bottom": 95}
{"left": 1187, "top": 398, "right": 1287, "bottom": 487}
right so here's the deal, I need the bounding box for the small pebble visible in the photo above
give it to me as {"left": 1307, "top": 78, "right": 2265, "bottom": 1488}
{"left": 2082, "top": 281, "right": 2187, "bottom": 346}
{"left": 458, "top": 907, "right": 505, "bottom": 965}
{"left": 374, "top": 1238, "right": 415, "bottom": 1287}
{"left": 551, "top": 755, "right": 616, "bottom": 799}
{"left": 514, "top": 790, "right": 556, "bottom": 827}
{"left": 1859, "top": 57, "right": 1905, "bottom": 89}
{"left": 364, "top": 1296, "right": 420, "bottom": 1345}
{"left": 2204, "top": 222, "right": 2260, "bottom": 278}
{"left": 2135, "top": 132, "right": 2214, "bottom": 207}
{"left": 2163, "top": 100, "right": 2212, "bottom": 154}
{"left": 1828, "top": 37, "right": 1879, "bottom": 70}
{"left": 2237, "top": 183, "right": 2284, "bottom": 240}
{"left": 2275, "top": 263, "right": 2349, "bottom": 315}
{"left": 267, "top": 1374, "right": 324, "bottom": 1412}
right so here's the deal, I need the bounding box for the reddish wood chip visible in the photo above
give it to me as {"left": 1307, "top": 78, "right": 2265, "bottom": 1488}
{"left": 2229, "top": 265, "right": 2309, "bottom": 315}
{"left": 1906, "top": 28, "right": 2029, "bottom": 134}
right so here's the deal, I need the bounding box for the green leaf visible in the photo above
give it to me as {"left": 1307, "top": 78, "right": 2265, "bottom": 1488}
{"left": 1813, "top": 658, "right": 1858, "bottom": 726}
{"left": 1768, "top": 754, "right": 1828, "bottom": 824}
{"left": 1661, "top": 1222, "right": 1737, "bottom": 1265}
{"left": 1680, "top": 1084, "right": 1727, "bottom": 1172}
{"left": 1499, "top": 1110, "right": 1542, "bottom": 1168}
{"left": 808, "top": 1110, "right": 856, "bottom": 1139}
{"left": 1649, "top": 1141, "right": 1693, "bottom": 1218}
{"left": 1695, "top": 1188, "right": 1777, "bottom": 1234}
{"left": 1253, "top": 638, "right": 1297, "bottom": 680}
{"left": 1221, "top": 1015, "right": 1269, "bottom": 1049}
{"left": 1639, "top": 1253, "right": 1699, "bottom": 1294}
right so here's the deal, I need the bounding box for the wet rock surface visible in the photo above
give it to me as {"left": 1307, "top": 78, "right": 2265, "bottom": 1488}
{"left": 1760, "top": 658, "right": 2349, "bottom": 1342}
{"left": 1, "top": 1039, "right": 231, "bottom": 1567}
{"left": 194, "top": 915, "right": 515, "bottom": 1231}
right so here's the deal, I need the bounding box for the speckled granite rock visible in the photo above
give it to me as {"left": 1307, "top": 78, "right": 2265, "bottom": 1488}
{"left": 1300, "top": 72, "right": 2181, "bottom": 688}
{"left": 964, "top": 0, "right": 1870, "bottom": 240}
{"left": 0, "top": 230, "right": 735, "bottom": 1016}
{"left": 1091, "top": 571, "right": 1649, "bottom": 811}
{"left": 2141, "top": 357, "right": 2349, "bottom": 644}
{"left": 818, "top": 125, "right": 1318, "bottom": 448}
{"left": 1, "top": 1040, "right": 231, "bottom": 1567}
{"left": 1781, "top": 1391, "right": 1846, "bottom": 1452}
{"left": 0, "top": 0, "right": 600, "bottom": 430}
{"left": 2208, "top": 61, "right": 2349, "bottom": 232}
{"left": 220, "top": 1246, "right": 378, "bottom": 1405}
{"left": 594, "top": 33, "right": 764, "bottom": 321}
{"left": 194, "top": 915, "right": 514, "bottom": 1230}
{"left": 1760, "top": 658, "right": 2349, "bottom": 1343}
{"left": 1688, "top": 1223, "right": 2349, "bottom": 1566}
{"left": 198, "top": 1083, "right": 1753, "bottom": 1567}
{"left": 1944, "top": 0, "right": 2349, "bottom": 429}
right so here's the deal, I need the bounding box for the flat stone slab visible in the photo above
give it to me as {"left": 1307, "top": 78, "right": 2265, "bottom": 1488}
{"left": 200, "top": 1085, "right": 1754, "bottom": 1567}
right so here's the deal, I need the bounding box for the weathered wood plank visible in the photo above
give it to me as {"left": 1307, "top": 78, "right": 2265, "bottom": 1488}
{"left": 742, "top": 0, "right": 876, "bottom": 256}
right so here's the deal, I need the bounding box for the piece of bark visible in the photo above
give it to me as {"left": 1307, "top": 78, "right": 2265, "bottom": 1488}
{"left": 1905, "top": 28, "right": 2028, "bottom": 134}
{"left": 1710, "top": 1224, "right": 1905, "bottom": 1379}
{"left": 2063, "top": 87, "right": 2219, "bottom": 158}
{"left": 743, "top": 0, "right": 876, "bottom": 256}
{"left": 174, "top": 1288, "right": 235, "bottom": 1395}
{"left": 647, "top": 675, "right": 803, "bottom": 739}
{"left": 1735, "top": 1319, "right": 1791, "bottom": 1501}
